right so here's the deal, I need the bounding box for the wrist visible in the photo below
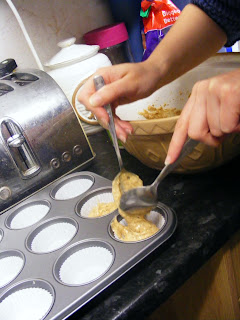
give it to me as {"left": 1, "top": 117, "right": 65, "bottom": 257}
{"left": 141, "top": 57, "right": 170, "bottom": 92}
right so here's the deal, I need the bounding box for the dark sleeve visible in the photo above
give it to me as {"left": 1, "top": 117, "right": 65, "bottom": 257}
{"left": 172, "top": 0, "right": 190, "bottom": 11}
{"left": 190, "top": 0, "right": 240, "bottom": 47}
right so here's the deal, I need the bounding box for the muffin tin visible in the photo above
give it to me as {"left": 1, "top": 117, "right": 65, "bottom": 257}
{"left": 0, "top": 171, "right": 177, "bottom": 320}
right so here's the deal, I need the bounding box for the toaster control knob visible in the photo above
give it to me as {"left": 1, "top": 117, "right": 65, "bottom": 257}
{"left": 0, "top": 186, "right": 12, "bottom": 201}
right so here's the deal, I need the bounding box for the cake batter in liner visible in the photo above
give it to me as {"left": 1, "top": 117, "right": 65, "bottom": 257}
{"left": 5, "top": 200, "right": 51, "bottom": 230}
{"left": 109, "top": 207, "right": 166, "bottom": 243}
{"left": 50, "top": 173, "right": 94, "bottom": 200}
{"left": 26, "top": 217, "right": 78, "bottom": 254}
{"left": 0, "top": 250, "right": 25, "bottom": 288}
{"left": 54, "top": 240, "right": 115, "bottom": 286}
{"left": 0, "top": 279, "right": 54, "bottom": 320}
{"left": 75, "top": 187, "right": 117, "bottom": 218}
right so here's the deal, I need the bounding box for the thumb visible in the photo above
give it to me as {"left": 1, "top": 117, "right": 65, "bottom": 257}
{"left": 89, "top": 78, "right": 133, "bottom": 108}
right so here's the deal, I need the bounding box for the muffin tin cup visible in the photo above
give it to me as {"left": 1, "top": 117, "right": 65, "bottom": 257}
{"left": 0, "top": 171, "right": 177, "bottom": 320}
{"left": 0, "top": 279, "right": 55, "bottom": 320}
{"left": 54, "top": 239, "right": 115, "bottom": 286}
{"left": 5, "top": 200, "right": 51, "bottom": 230}
{"left": 75, "top": 186, "right": 117, "bottom": 219}
{"left": 0, "top": 250, "right": 25, "bottom": 288}
{"left": 50, "top": 173, "right": 95, "bottom": 200}
{"left": 0, "top": 228, "right": 3, "bottom": 243}
{"left": 26, "top": 217, "right": 78, "bottom": 254}
{"left": 109, "top": 207, "right": 167, "bottom": 243}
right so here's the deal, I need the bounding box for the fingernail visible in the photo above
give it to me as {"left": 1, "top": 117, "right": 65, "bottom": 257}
{"left": 126, "top": 128, "right": 133, "bottom": 135}
{"left": 97, "top": 118, "right": 109, "bottom": 129}
{"left": 119, "top": 134, "right": 127, "bottom": 144}
{"left": 102, "top": 119, "right": 109, "bottom": 128}
{"left": 89, "top": 93, "right": 102, "bottom": 107}
{"left": 164, "top": 155, "right": 171, "bottom": 165}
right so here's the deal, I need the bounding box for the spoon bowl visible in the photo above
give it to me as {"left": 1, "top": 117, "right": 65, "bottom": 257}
{"left": 120, "top": 186, "right": 157, "bottom": 212}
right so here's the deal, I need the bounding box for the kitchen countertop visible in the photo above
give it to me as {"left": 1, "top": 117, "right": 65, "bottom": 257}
{"left": 70, "top": 130, "right": 240, "bottom": 320}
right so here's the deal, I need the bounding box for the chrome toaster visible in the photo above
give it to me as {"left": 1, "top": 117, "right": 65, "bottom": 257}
{"left": 0, "top": 60, "right": 95, "bottom": 214}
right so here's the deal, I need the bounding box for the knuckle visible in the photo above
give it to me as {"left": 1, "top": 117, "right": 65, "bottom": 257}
{"left": 191, "top": 81, "right": 200, "bottom": 93}
{"left": 220, "top": 82, "right": 232, "bottom": 97}
{"left": 208, "top": 77, "right": 220, "bottom": 94}
{"left": 109, "top": 84, "right": 121, "bottom": 100}
{"left": 174, "top": 118, "right": 186, "bottom": 132}
{"left": 188, "top": 128, "right": 202, "bottom": 141}
{"left": 194, "top": 79, "right": 208, "bottom": 92}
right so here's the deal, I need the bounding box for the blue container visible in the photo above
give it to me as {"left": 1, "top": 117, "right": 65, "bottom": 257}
{"left": 108, "top": 0, "right": 144, "bottom": 62}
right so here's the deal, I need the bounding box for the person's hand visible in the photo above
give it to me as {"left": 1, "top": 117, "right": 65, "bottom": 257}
{"left": 78, "top": 3, "right": 227, "bottom": 145}
{"left": 165, "top": 68, "right": 240, "bottom": 164}
{"left": 77, "top": 61, "right": 160, "bottom": 143}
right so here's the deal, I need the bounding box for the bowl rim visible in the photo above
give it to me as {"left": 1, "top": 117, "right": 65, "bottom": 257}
{"left": 129, "top": 114, "right": 180, "bottom": 125}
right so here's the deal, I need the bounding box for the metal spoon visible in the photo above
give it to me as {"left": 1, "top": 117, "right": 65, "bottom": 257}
{"left": 93, "top": 75, "right": 123, "bottom": 171}
{"left": 119, "top": 138, "right": 199, "bottom": 212}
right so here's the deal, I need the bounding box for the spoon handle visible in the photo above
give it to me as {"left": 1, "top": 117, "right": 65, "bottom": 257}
{"left": 93, "top": 75, "right": 123, "bottom": 171}
{"left": 151, "top": 138, "right": 199, "bottom": 190}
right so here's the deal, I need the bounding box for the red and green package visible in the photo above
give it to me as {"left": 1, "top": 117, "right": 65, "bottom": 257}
{"left": 141, "top": 0, "right": 181, "bottom": 60}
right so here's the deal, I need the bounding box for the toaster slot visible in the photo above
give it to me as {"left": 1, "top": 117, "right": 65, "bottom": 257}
{"left": 0, "top": 83, "right": 14, "bottom": 97}
{"left": 10, "top": 72, "right": 39, "bottom": 86}
{"left": 1, "top": 119, "right": 41, "bottom": 178}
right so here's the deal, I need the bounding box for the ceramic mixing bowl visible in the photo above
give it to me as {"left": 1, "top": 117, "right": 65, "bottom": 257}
{"left": 116, "top": 53, "right": 240, "bottom": 173}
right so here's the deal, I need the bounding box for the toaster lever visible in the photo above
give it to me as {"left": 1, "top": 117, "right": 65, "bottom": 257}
{"left": 7, "top": 133, "right": 25, "bottom": 148}
{"left": 1, "top": 119, "right": 41, "bottom": 178}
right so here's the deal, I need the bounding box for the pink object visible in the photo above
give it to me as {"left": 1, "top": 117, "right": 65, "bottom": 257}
{"left": 84, "top": 23, "right": 129, "bottom": 49}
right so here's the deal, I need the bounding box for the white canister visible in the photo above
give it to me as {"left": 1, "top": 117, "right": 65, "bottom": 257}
{"left": 44, "top": 37, "right": 112, "bottom": 135}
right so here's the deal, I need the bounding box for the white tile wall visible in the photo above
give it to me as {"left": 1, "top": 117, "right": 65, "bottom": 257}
{"left": 0, "top": 0, "right": 113, "bottom": 69}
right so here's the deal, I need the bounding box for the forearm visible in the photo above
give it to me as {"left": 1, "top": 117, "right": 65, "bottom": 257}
{"left": 144, "top": 4, "right": 227, "bottom": 89}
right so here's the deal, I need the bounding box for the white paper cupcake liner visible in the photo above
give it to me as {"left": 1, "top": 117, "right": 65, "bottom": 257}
{"left": 59, "top": 246, "right": 113, "bottom": 285}
{"left": 146, "top": 210, "right": 165, "bottom": 229}
{"left": 0, "top": 255, "right": 24, "bottom": 288}
{"left": 80, "top": 192, "right": 115, "bottom": 217}
{"left": 54, "top": 178, "right": 93, "bottom": 200}
{"left": 0, "top": 287, "right": 53, "bottom": 320}
{"left": 31, "top": 222, "right": 77, "bottom": 253}
{"left": 10, "top": 203, "right": 50, "bottom": 229}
